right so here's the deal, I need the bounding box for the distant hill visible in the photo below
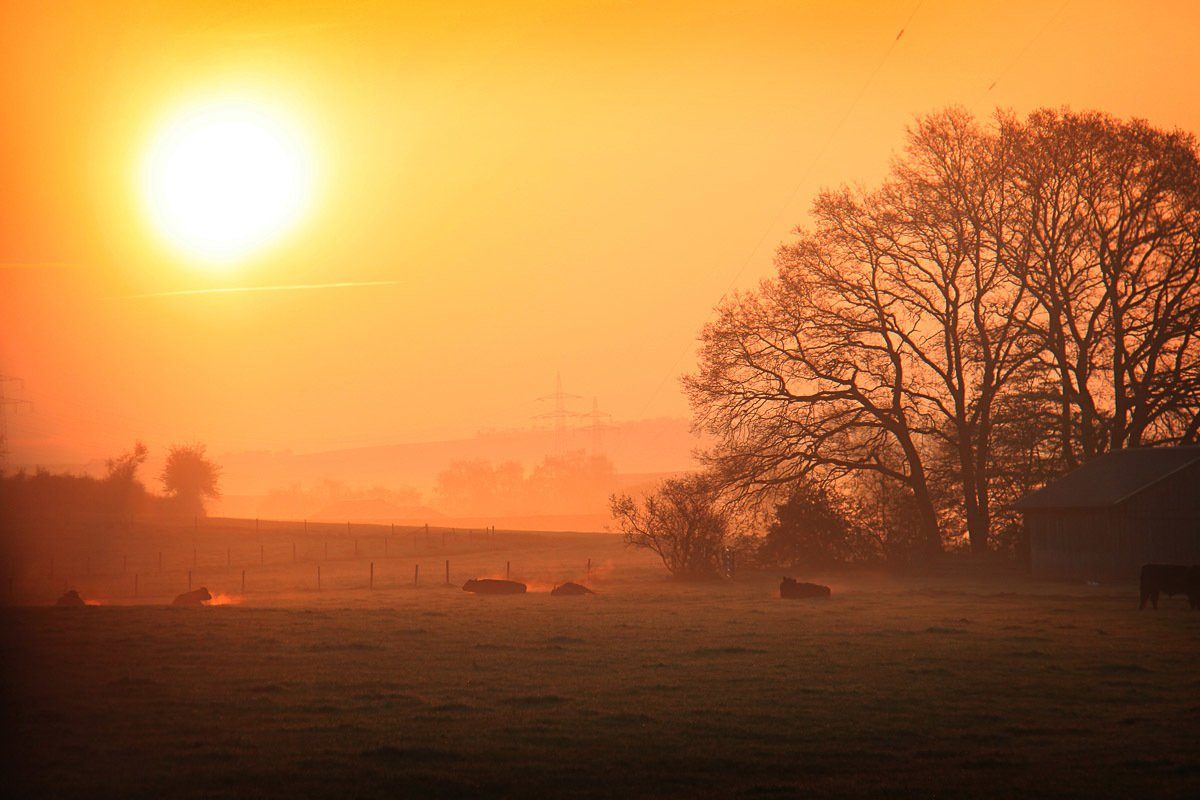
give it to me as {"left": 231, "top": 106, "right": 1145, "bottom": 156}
{"left": 214, "top": 417, "right": 703, "bottom": 496}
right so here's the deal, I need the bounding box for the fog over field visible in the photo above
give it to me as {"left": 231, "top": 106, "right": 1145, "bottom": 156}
{"left": 5, "top": 529, "right": 1199, "bottom": 799}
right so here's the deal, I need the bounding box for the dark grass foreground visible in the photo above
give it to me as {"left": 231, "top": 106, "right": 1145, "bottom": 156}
{"left": 3, "top": 574, "right": 1199, "bottom": 799}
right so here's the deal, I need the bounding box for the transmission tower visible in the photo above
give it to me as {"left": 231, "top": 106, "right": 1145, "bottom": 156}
{"left": 580, "top": 396, "right": 614, "bottom": 456}
{"left": 533, "top": 372, "right": 582, "bottom": 454}
{"left": 0, "top": 374, "right": 31, "bottom": 469}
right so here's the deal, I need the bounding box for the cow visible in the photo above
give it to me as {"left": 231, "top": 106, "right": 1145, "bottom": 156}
{"left": 55, "top": 589, "right": 86, "bottom": 607}
{"left": 551, "top": 581, "right": 594, "bottom": 596}
{"left": 173, "top": 587, "right": 212, "bottom": 606}
{"left": 1139, "top": 564, "right": 1199, "bottom": 610}
{"left": 462, "top": 578, "right": 527, "bottom": 595}
{"left": 780, "top": 577, "right": 831, "bottom": 599}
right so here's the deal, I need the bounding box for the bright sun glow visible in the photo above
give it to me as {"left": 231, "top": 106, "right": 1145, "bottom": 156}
{"left": 141, "top": 96, "right": 314, "bottom": 264}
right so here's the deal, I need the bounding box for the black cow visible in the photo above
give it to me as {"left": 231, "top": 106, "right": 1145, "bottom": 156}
{"left": 173, "top": 587, "right": 212, "bottom": 606}
{"left": 462, "top": 578, "right": 527, "bottom": 595}
{"left": 551, "top": 581, "right": 594, "bottom": 596}
{"left": 1139, "top": 564, "right": 1199, "bottom": 610}
{"left": 55, "top": 589, "right": 86, "bottom": 607}
{"left": 780, "top": 577, "right": 831, "bottom": 599}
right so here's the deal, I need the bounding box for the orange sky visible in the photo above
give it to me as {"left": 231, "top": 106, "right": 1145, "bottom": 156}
{"left": 3, "top": 0, "right": 1199, "bottom": 467}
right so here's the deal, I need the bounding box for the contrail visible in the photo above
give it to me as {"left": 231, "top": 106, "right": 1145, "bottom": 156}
{"left": 123, "top": 280, "right": 401, "bottom": 300}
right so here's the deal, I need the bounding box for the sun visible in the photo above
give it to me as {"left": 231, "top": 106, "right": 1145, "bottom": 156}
{"left": 140, "top": 95, "right": 314, "bottom": 265}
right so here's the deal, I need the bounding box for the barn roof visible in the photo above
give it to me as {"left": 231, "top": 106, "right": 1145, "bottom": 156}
{"left": 1012, "top": 447, "right": 1200, "bottom": 511}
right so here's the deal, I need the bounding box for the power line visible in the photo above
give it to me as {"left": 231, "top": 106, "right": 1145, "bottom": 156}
{"left": 971, "top": 0, "right": 1071, "bottom": 110}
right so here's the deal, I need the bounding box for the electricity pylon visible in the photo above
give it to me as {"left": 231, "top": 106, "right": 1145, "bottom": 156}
{"left": 533, "top": 372, "right": 582, "bottom": 455}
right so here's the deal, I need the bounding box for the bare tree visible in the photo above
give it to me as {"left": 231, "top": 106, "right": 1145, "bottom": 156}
{"left": 609, "top": 473, "right": 730, "bottom": 579}
{"left": 689, "top": 107, "right": 1200, "bottom": 554}
{"left": 1011, "top": 110, "right": 1200, "bottom": 458}
{"left": 689, "top": 110, "right": 1040, "bottom": 553}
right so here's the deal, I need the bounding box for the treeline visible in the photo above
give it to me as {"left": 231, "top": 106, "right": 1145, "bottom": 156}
{"left": 0, "top": 442, "right": 221, "bottom": 521}
{"left": 615, "top": 107, "right": 1200, "bottom": 575}
{"left": 434, "top": 452, "right": 617, "bottom": 518}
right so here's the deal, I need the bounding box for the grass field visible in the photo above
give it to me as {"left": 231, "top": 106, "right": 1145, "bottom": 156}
{"left": 3, "top": 522, "right": 1199, "bottom": 798}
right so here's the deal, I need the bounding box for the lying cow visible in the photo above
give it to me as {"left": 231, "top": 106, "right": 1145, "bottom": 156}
{"left": 780, "top": 577, "right": 831, "bottom": 599}
{"left": 55, "top": 589, "right": 86, "bottom": 607}
{"left": 1139, "top": 564, "right": 1199, "bottom": 610}
{"left": 462, "top": 578, "right": 527, "bottom": 595}
{"left": 173, "top": 587, "right": 212, "bottom": 606}
{"left": 551, "top": 581, "right": 594, "bottom": 596}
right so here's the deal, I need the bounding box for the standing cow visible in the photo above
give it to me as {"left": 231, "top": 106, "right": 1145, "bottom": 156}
{"left": 1139, "top": 564, "right": 1199, "bottom": 610}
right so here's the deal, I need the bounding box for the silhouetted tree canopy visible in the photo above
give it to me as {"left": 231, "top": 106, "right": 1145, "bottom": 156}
{"left": 161, "top": 443, "right": 221, "bottom": 517}
{"left": 688, "top": 107, "right": 1200, "bottom": 554}
{"left": 759, "top": 479, "right": 875, "bottom": 568}
{"left": 0, "top": 442, "right": 152, "bottom": 521}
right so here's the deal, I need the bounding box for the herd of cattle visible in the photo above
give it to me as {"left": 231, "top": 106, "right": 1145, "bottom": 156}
{"left": 48, "top": 563, "right": 1199, "bottom": 609}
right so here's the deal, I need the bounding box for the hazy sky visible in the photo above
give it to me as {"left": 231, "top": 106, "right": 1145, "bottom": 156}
{"left": 3, "top": 0, "right": 1199, "bottom": 464}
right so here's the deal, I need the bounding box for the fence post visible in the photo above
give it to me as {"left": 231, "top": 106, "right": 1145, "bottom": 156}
{"left": 304, "top": 519, "right": 308, "bottom": 534}
{"left": 414, "top": 564, "right": 419, "bottom": 586}
{"left": 587, "top": 557, "right": 591, "bottom": 579}
{"left": 370, "top": 561, "right": 374, "bottom": 589}
{"left": 445, "top": 559, "right": 450, "bottom": 585}
{"left": 255, "top": 518, "right": 260, "bottom": 534}
{"left": 347, "top": 521, "right": 351, "bottom": 537}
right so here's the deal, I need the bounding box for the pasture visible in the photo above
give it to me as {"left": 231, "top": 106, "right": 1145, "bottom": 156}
{"left": 2, "top": 521, "right": 1199, "bottom": 798}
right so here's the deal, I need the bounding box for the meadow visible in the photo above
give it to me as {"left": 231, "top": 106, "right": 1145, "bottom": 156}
{"left": 2, "top": 519, "right": 1199, "bottom": 799}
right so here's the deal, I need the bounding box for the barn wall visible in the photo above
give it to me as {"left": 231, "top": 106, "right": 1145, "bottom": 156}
{"left": 1028, "top": 479, "right": 1200, "bottom": 580}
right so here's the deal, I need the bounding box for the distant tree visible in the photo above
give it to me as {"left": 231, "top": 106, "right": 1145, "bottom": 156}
{"left": 105, "top": 441, "right": 148, "bottom": 484}
{"left": 526, "top": 452, "right": 616, "bottom": 515}
{"left": 432, "top": 452, "right": 617, "bottom": 517}
{"left": 161, "top": 444, "right": 221, "bottom": 517}
{"left": 103, "top": 441, "right": 150, "bottom": 520}
{"left": 609, "top": 473, "right": 730, "bottom": 579}
{"left": 760, "top": 479, "right": 874, "bottom": 568}
{"left": 433, "top": 459, "right": 525, "bottom": 516}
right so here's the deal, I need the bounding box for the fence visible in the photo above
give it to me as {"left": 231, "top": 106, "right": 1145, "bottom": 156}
{"left": 1, "top": 513, "right": 612, "bottom": 604}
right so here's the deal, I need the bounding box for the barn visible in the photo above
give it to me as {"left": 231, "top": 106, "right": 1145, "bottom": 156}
{"left": 1012, "top": 447, "right": 1200, "bottom": 580}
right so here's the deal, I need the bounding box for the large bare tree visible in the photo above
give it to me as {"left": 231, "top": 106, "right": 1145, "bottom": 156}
{"left": 1012, "top": 110, "right": 1200, "bottom": 460}
{"left": 689, "top": 107, "right": 1200, "bottom": 554}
